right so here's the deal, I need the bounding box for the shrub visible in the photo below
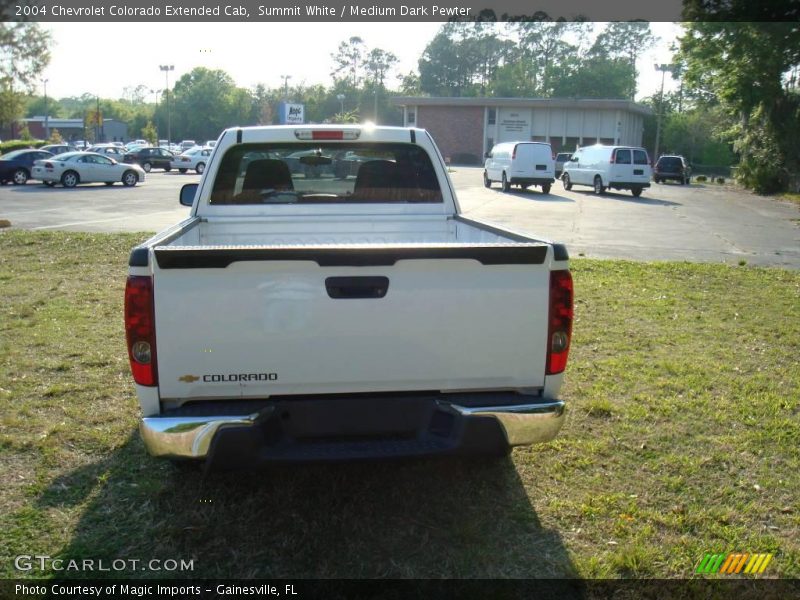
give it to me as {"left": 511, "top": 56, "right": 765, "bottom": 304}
{"left": 716, "top": 177, "right": 726, "bottom": 184}
{"left": 696, "top": 175, "right": 707, "bottom": 182}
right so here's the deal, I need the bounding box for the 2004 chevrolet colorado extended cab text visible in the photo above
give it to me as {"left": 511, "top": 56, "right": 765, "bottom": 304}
{"left": 125, "top": 125, "right": 573, "bottom": 468}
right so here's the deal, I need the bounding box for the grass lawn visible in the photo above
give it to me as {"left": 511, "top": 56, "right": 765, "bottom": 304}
{"left": 1, "top": 231, "right": 798, "bottom": 579}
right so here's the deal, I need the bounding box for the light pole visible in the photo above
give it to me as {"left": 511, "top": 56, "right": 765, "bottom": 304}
{"left": 150, "top": 88, "right": 161, "bottom": 143}
{"left": 42, "top": 78, "right": 49, "bottom": 140}
{"left": 373, "top": 89, "right": 378, "bottom": 123}
{"left": 159, "top": 65, "right": 174, "bottom": 143}
{"left": 653, "top": 63, "right": 672, "bottom": 162}
{"left": 336, "top": 94, "right": 345, "bottom": 118}
{"left": 280, "top": 75, "right": 292, "bottom": 100}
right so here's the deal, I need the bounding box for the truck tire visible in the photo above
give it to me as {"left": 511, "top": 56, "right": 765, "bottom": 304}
{"left": 562, "top": 173, "right": 572, "bottom": 190}
{"left": 542, "top": 183, "right": 552, "bottom": 194}
{"left": 501, "top": 172, "right": 510, "bottom": 192}
{"left": 631, "top": 187, "right": 643, "bottom": 197}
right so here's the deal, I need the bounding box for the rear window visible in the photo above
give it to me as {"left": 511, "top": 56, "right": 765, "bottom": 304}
{"left": 614, "top": 149, "right": 631, "bottom": 164}
{"left": 657, "top": 157, "right": 681, "bottom": 168}
{"left": 210, "top": 142, "right": 442, "bottom": 205}
{"left": 633, "top": 149, "right": 649, "bottom": 165}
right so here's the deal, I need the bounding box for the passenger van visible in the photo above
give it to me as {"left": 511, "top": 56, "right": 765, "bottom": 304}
{"left": 561, "top": 145, "right": 651, "bottom": 197}
{"left": 484, "top": 141, "right": 555, "bottom": 194}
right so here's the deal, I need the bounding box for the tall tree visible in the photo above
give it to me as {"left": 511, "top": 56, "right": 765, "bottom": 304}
{"left": 591, "top": 21, "right": 656, "bottom": 99}
{"left": 0, "top": 22, "right": 52, "bottom": 133}
{"left": 331, "top": 37, "right": 366, "bottom": 88}
{"left": 511, "top": 21, "right": 582, "bottom": 97}
{"left": 679, "top": 22, "right": 800, "bottom": 192}
{"left": 364, "top": 48, "right": 398, "bottom": 88}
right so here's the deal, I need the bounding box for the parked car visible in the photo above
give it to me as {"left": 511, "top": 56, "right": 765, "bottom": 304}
{"left": 87, "top": 144, "right": 127, "bottom": 162}
{"left": 0, "top": 148, "right": 54, "bottom": 185}
{"left": 554, "top": 152, "right": 573, "bottom": 179}
{"left": 561, "top": 145, "right": 652, "bottom": 197}
{"left": 32, "top": 151, "right": 145, "bottom": 187}
{"left": 170, "top": 145, "right": 213, "bottom": 174}
{"left": 205, "top": 140, "right": 217, "bottom": 148}
{"left": 40, "top": 144, "right": 75, "bottom": 156}
{"left": 654, "top": 155, "right": 691, "bottom": 184}
{"left": 484, "top": 141, "right": 555, "bottom": 194}
{"left": 179, "top": 140, "right": 197, "bottom": 152}
{"left": 122, "top": 147, "right": 175, "bottom": 172}
{"left": 71, "top": 140, "right": 90, "bottom": 150}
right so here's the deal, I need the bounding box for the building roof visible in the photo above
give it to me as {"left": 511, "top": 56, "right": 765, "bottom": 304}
{"left": 392, "top": 96, "right": 652, "bottom": 116}
{"left": 24, "top": 116, "right": 125, "bottom": 125}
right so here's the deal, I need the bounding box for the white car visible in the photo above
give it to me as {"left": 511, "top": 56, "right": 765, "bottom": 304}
{"left": 170, "top": 145, "right": 213, "bottom": 174}
{"left": 32, "top": 152, "right": 145, "bottom": 187}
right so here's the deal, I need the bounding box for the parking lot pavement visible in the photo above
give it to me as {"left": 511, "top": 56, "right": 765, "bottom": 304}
{"left": 1, "top": 167, "right": 798, "bottom": 268}
{"left": 452, "top": 167, "right": 800, "bottom": 269}
{"left": 0, "top": 170, "right": 194, "bottom": 234}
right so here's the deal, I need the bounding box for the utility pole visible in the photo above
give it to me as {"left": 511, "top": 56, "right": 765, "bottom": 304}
{"left": 42, "top": 78, "right": 49, "bottom": 140}
{"left": 280, "top": 75, "right": 291, "bottom": 100}
{"left": 96, "top": 95, "right": 101, "bottom": 142}
{"left": 653, "top": 63, "right": 672, "bottom": 162}
{"left": 151, "top": 89, "right": 161, "bottom": 143}
{"left": 159, "top": 65, "right": 174, "bottom": 143}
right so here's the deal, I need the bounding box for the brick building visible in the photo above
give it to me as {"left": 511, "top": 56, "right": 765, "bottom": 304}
{"left": 392, "top": 97, "right": 651, "bottom": 165}
{"left": 21, "top": 117, "right": 129, "bottom": 144}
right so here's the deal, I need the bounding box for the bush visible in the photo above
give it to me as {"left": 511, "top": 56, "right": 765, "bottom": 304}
{"left": 0, "top": 140, "right": 47, "bottom": 154}
{"left": 696, "top": 175, "right": 707, "bottom": 182}
{"left": 716, "top": 177, "right": 726, "bottom": 184}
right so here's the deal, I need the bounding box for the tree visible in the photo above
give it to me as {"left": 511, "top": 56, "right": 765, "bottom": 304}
{"left": 511, "top": 21, "right": 582, "bottom": 97}
{"left": 590, "top": 21, "right": 656, "bottom": 99}
{"left": 365, "top": 48, "right": 398, "bottom": 88}
{"left": 679, "top": 22, "right": 800, "bottom": 192}
{"left": 331, "top": 37, "right": 366, "bottom": 88}
{"left": 141, "top": 121, "right": 157, "bottom": 145}
{"left": 0, "top": 22, "right": 52, "bottom": 134}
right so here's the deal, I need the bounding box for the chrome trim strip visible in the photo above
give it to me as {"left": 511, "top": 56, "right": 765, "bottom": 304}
{"left": 450, "top": 400, "right": 565, "bottom": 446}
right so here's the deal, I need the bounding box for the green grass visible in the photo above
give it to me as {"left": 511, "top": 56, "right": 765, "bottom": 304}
{"left": 1, "top": 231, "right": 798, "bottom": 579}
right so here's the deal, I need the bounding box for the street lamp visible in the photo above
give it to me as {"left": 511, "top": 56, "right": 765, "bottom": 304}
{"left": 280, "top": 75, "right": 291, "bottom": 100}
{"left": 150, "top": 88, "right": 161, "bottom": 143}
{"left": 159, "top": 65, "right": 174, "bottom": 143}
{"left": 653, "top": 63, "right": 672, "bottom": 162}
{"left": 42, "top": 78, "right": 49, "bottom": 140}
{"left": 336, "top": 94, "right": 345, "bottom": 117}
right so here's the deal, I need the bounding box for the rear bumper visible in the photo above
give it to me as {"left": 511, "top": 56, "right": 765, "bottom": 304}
{"left": 140, "top": 393, "right": 565, "bottom": 466}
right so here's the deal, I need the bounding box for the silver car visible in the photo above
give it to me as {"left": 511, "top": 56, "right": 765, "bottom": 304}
{"left": 32, "top": 152, "right": 146, "bottom": 187}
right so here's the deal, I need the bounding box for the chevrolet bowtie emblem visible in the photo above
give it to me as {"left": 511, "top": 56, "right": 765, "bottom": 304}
{"left": 179, "top": 375, "right": 200, "bottom": 383}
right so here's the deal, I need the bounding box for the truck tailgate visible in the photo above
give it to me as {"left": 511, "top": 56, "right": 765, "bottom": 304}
{"left": 153, "top": 246, "right": 551, "bottom": 400}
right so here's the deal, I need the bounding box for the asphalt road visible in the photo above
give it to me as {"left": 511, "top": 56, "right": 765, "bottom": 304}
{"left": 1, "top": 167, "right": 798, "bottom": 268}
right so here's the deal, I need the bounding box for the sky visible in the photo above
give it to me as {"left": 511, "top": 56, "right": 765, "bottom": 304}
{"left": 40, "top": 22, "right": 682, "bottom": 103}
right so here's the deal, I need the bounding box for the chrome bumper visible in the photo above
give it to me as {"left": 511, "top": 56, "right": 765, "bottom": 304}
{"left": 140, "top": 400, "right": 565, "bottom": 460}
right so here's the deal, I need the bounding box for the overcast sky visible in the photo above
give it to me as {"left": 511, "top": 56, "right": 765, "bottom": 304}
{"left": 40, "top": 22, "right": 682, "bottom": 102}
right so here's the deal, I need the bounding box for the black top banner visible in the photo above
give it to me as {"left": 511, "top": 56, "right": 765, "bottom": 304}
{"left": 2, "top": 0, "right": 799, "bottom": 22}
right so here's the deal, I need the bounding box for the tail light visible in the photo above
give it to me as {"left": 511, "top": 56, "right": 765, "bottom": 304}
{"left": 546, "top": 270, "right": 573, "bottom": 375}
{"left": 125, "top": 275, "right": 158, "bottom": 386}
{"left": 512, "top": 145, "right": 517, "bottom": 159}
{"left": 44, "top": 162, "right": 53, "bottom": 170}
{"left": 610, "top": 150, "right": 617, "bottom": 164}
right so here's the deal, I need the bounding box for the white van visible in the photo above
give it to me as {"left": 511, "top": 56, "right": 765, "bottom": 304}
{"left": 561, "top": 145, "right": 651, "bottom": 197}
{"left": 484, "top": 141, "right": 555, "bottom": 194}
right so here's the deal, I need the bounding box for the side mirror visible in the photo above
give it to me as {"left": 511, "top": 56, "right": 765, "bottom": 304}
{"left": 484, "top": 152, "right": 492, "bottom": 159}
{"left": 180, "top": 183, "right": 198, "bottom": 207}
{"left": 569, "top": 157, "right": 578, "bottom": 162}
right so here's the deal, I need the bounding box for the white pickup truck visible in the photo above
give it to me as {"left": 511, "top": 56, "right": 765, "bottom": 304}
{"left": 125, "top": 125, "right": 573, "bottom": 467}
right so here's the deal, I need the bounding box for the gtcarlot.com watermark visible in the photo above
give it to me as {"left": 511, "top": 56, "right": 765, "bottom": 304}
{"left": 14, "top": 555, "right": 195, "bottom": 573}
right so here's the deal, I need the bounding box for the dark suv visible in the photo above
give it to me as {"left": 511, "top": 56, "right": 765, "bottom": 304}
{"left": 654, "top": 155, "right": 691, "bottom": 185}
{"left": 122, "top": 147, "right": 175, "bottom": 172}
